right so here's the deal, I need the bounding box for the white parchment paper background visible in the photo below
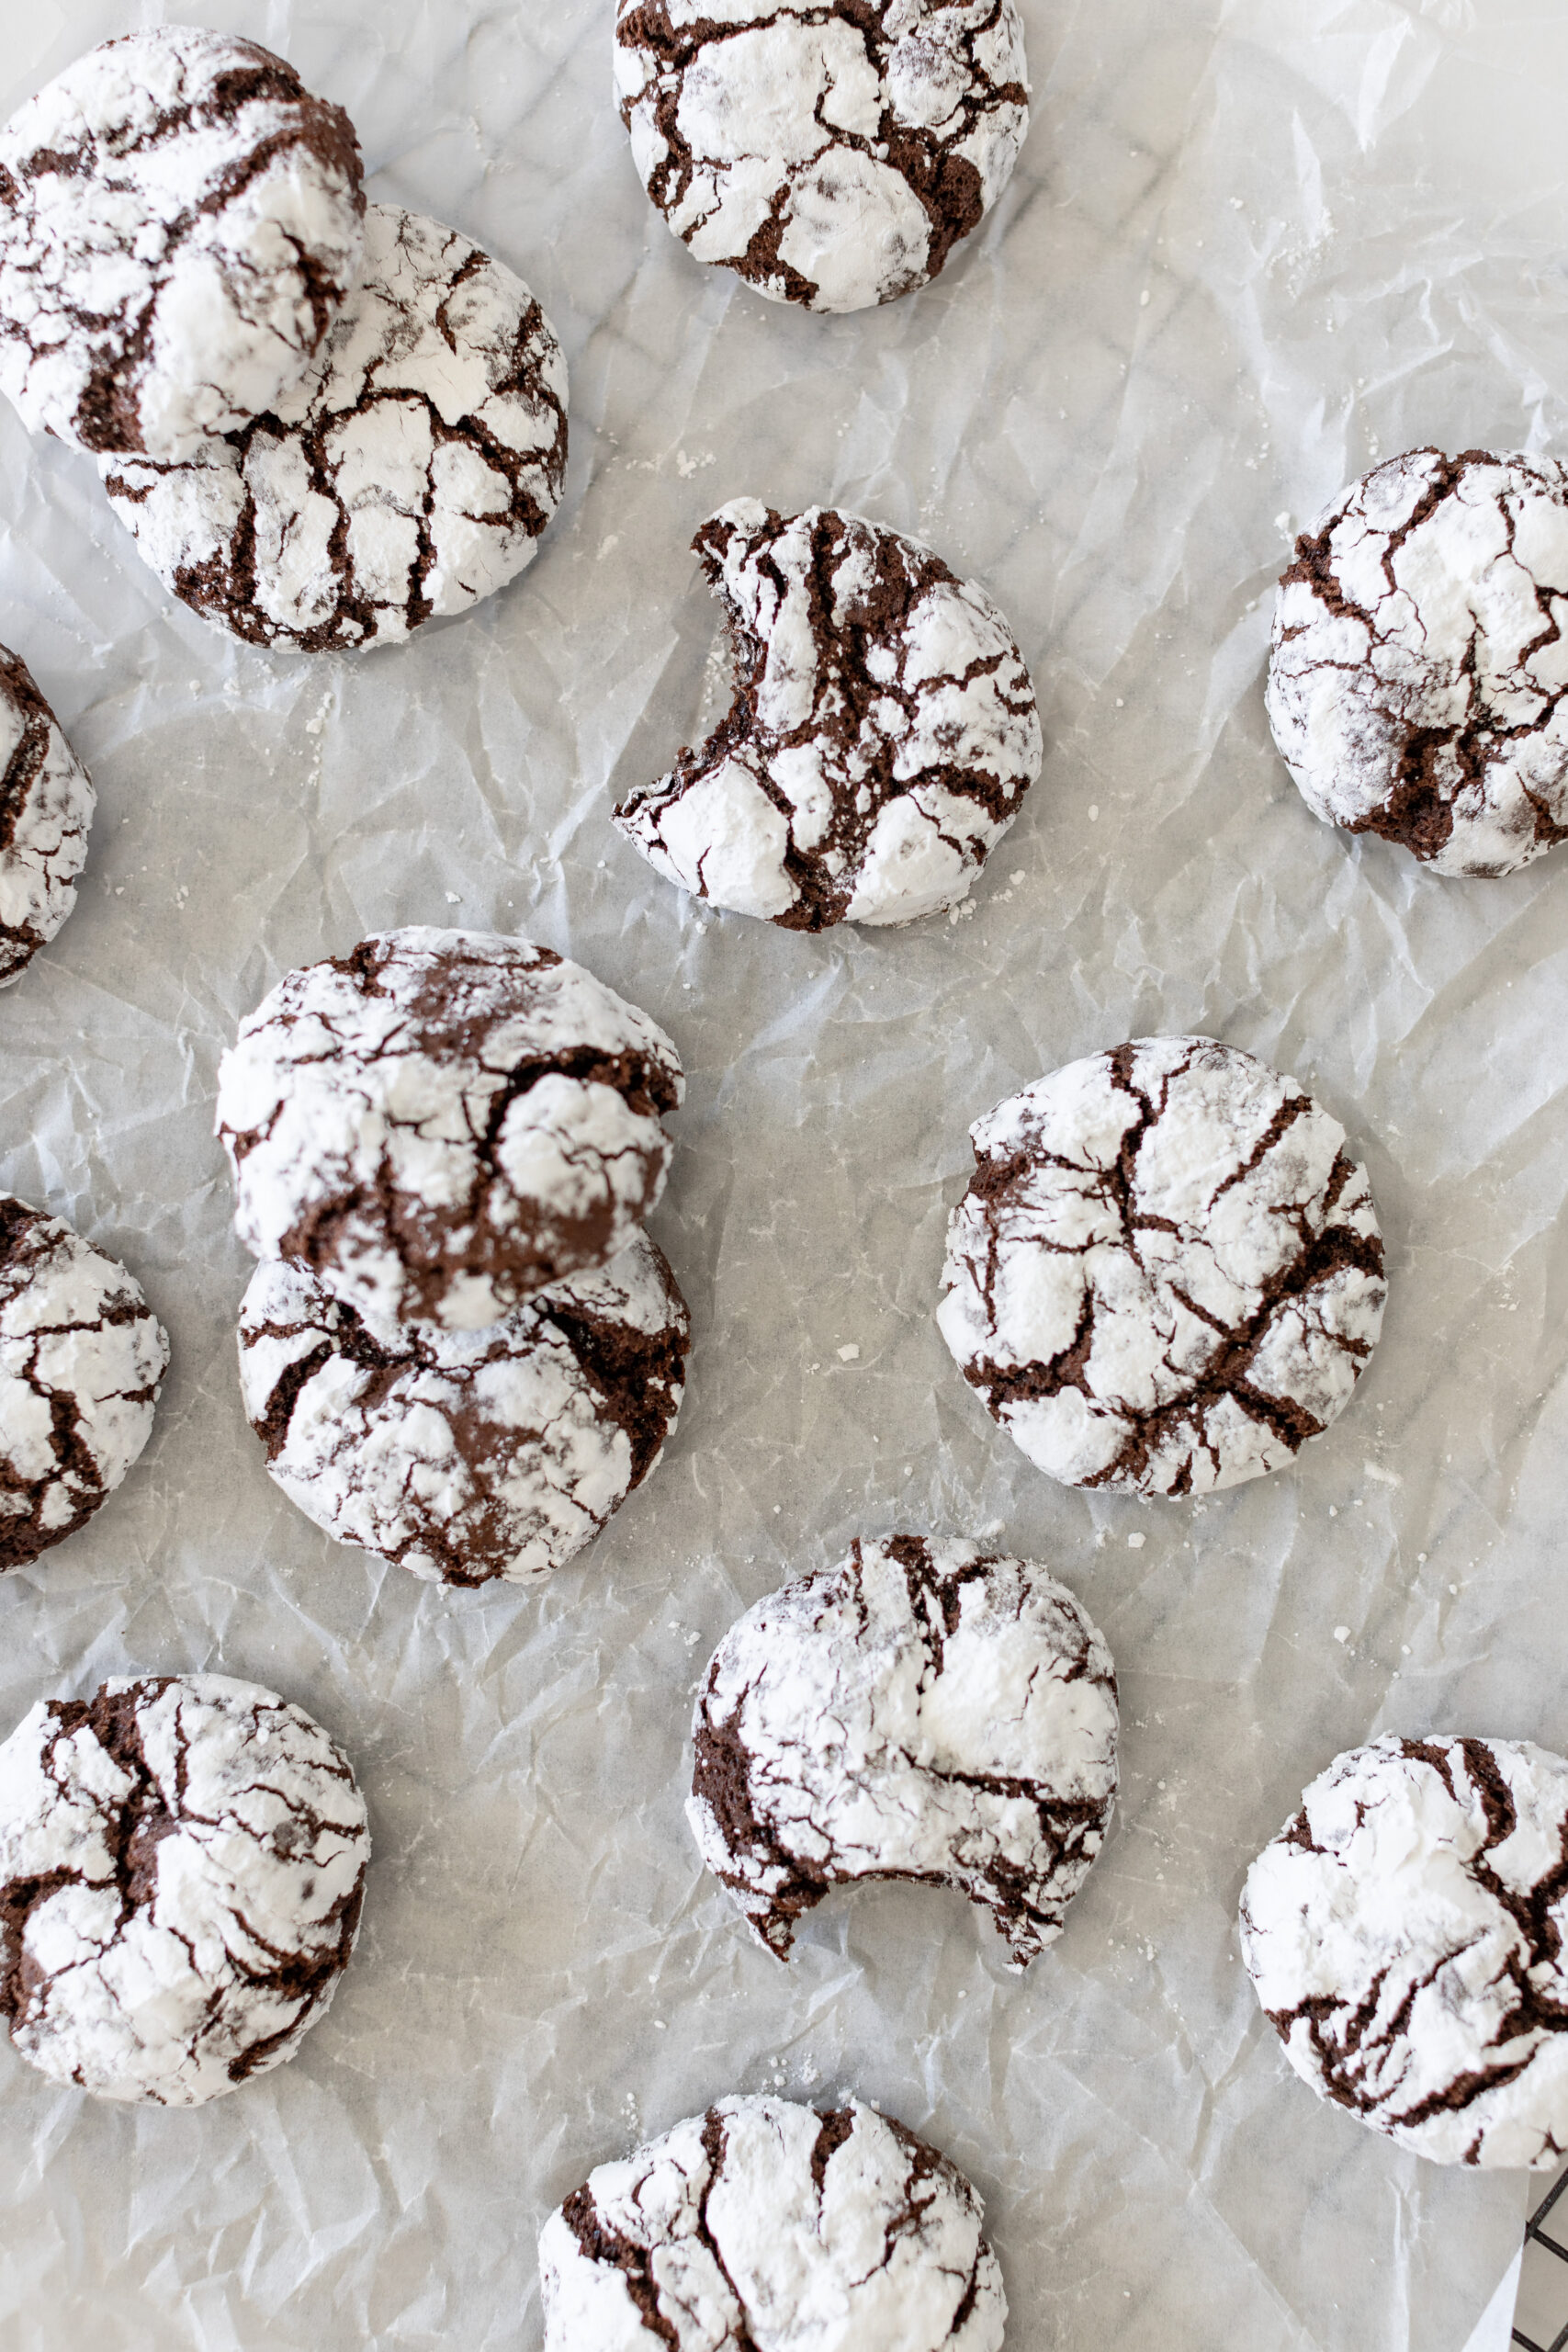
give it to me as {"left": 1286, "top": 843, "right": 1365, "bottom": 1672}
{"left": 0, "top": 1, "right": 1562, "bottom": 2344}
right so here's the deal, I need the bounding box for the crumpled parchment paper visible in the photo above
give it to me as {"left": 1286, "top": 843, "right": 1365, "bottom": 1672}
{"left": 0, "top": 2, "right": 1562, "bottom": 2346}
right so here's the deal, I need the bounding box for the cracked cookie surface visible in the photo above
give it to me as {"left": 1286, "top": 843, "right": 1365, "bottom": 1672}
{"left": 0, "top": 1197, "right": 168, "bottom": 1571}
{"left": 1240, "top": 1735, "right": 1568, "bottom": 2169}
{"left": 0, "top": 1672, "right": 368, "bottom": 2105}
{"left": 102, "top": 202, "right": 569, "bottom": 652}
{"left": 690, "top": 1534, "right": 1117, "bottom": 1965}
{"left": 0, "top": 26, "right": 364, "bottom": 460}
{"left": 1266, "top": 448, "right": 1568, "bottom": 876}
{"left": 238, "top": 1233, "right": 690, "bottom": 1586}
{"left": 539, "top": 2091, "right": 1006, "bottom": 2350}
{"left": 614, "top": 1, "right": 1029, "bottom": 312}
{"left": 218, "top": 928, "right": 684, "bottom": 1334}
{"left": 614, "top": 500, "right": 1042, "bottom": 928}
{"left": 0, "top": 645, "right": 95, "bottom": 988}
{"left": 937, "top": 1036, "right": 1387, "bottom": 1497}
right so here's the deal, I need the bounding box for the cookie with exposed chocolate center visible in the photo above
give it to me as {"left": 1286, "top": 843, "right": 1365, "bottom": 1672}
{"left": 217, "top": 929, "right": 684, "bottom": 1334}
{"left": 614, "top": 1, "right": 1030, "bottom": 312}
{"left": 539, "top": 2092, "right": 1006, "bottom": 2350}
{"left": 690, "top": 1534, "right": 1118, "bottom": 1965}
{"left": 0, "top": 1673, "right": 368, "bottom": 2105}
{"left": 937, "top": 1036, "right": 1387, "bottom": 1496}
{"left": 1267, "top": 448, "right": 1568, "bottom": 876}
{"left": 1241, "top": 1734, "right": 1568, "bottom": 2169}
{"left": 0, "top": 645, "right": 95, "bottom": 988}
{"left": 238, "top": 1234, "right": 690, "bottom": 1586}
{"left": 0, "top": 26, "right": 365, "bottom": 459}
{"left": 102, "top": 203, "right": 568, "bottom": 651}
{"left": 614, "top": 500, "right": 1042, "bottom": 928}
{"left": 0, "top": 1195, "right": 169, "bottom": 1569}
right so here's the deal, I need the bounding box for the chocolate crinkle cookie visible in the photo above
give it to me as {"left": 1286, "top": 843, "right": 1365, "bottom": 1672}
{"left": 237, "top": 1234, "right": 689, "bottom": 1586}
{"left": 0, "top": 26, "right": 364, "bottom": 459}
{"left": 938, "top": 1036, "right": 1387, "bottom": 1497}
{"left": 690, "top": 1534, "right": 1118, "bottom": 1966}
{"left": 1267, "top": 448, "right": 1568, "bottom": 877}
{"left": 539, "top": 2092, "right": 1006, "bottom": 2351}
{"left": 0, "top": 1197, "right": 169, "bottom": 1571}
{"left": 1241, "top": 1735, "right": 1568, "bottom": 2169}
{"left": 0, "top": 1673, "right": 368, "bottom": 2105}
{"left": 0, "top": 644, "right": 95, "bottom": 988}
{"left": 218, "top": 929, "right": 683, "bottom": 1334}
{"left": 614, "top": 501, "right": 1042, "bottom": 928}
{"left": 102, "top": 203, "right": 569, "bottom": 652}
{"left": 614, "top": 1, "right": 1029, "bottom": 313}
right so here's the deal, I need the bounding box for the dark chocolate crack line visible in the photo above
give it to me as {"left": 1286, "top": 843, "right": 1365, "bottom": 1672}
{"left": 0, "top": 645, "right": 95, "bottom": 988}
{"left": 1266, "top": 447, "right": 1568, "bottom": 876}
{"left": 538, "top": 2093, "right": 1006, "bottom": 2350}
{"left": 1241, "top": 1733, "right": 1568, "bottom": 2168}
{"left": 102, "top": 202, "right": 569, "bottom": 651}
{"left": 615, "top": 500, "right": 1043, "bottom": 929}
{"left": 614, "top": 1, "right": 1030, "bottom": 311}
{"left": 937, "top": 1035, "right": 1387, "bottom": 1496}
{"left": 0, "top": 1674, "right": 368, "bottom": 2105}
{"left": 238, "top": 1232, "right": 690, "bottom": 1586}
{"left": 217, "top": 928, "right": 684, "bottom": 1334}
{"left": 0, "top": 1196, "right": 168, "bottom": 1569}
{"left": 0, "top": 26, "right": 364, "bottom": 458}
{"left": 690, "top": 1534, "right": 1118, "bottom": 1964}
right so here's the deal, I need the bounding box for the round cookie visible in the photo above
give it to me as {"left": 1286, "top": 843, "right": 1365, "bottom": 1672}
{"left": 614, "top": 501, "right": 1043, "bottom": 928}
{"left": 614, "top": 2, "right": 1030, "bottom": 313}
{"left": 0, "top": 1672, "right": 368, "bottom": 2105}
{"left": 0, "top": 27, "right": 364, "bottom": 459}
{"left": 0, "top": 1196, "right": 169, "bottom": 1570}
{"left": 217, "top": 929, "right": 684, "bottom": 1333}
{"left": 1240, "top": 1735, "right": 1568, "bottom": 2169}
{"left": 1267, "top": 448, "right": 1568, "bottom": 877}
{"left": 0, "top": 644, "right": 96, "bottom": 988}
{"left": 238, "top": 1234, "right": 690, "bottom": 1586}
{"left": 690, "top": 1534, "right": 1118, "bottom": 1965}
{"left": 539, "top": 2092, "right": 1006, "bottom": 2351}
{"left": 101, "top": 202, "right": 569, "bottom": 652}
{"left": 937, "top": 1036, "right": 1387, "bottom": 1497}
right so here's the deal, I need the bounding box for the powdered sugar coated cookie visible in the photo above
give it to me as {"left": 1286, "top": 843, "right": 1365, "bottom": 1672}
{"left": 615, "top": 501, "right": 1042, "bottom": 928}
{"left": 0, "top": 1673, "right": 368, "bottom": 2105}
{"left": 690, "top": 1534, "right": 1118, "bottom": 1965}
{"left": 615, "top": 1, "right": 1029, "bottom": 312}
{"left": 102, "top": 203, "right": 568, "bottom": 651}
{"left": 1241, "top": 1735, "right": 1568, "bottom": 2168}
{"left": 938, "top": 1036, "right": 1387, "bottom": 1496}
{"left": 0, "top": 27, "right": 364, "bottom": 458}
{"left": 539, "top": 2092, "right": 1006, "bottom": 2349}
{"left": 0, "top": 645, "right": 95, "bottom": 988}
{"left": 1267, "top": 448, "right": 1568, "bottom": 876}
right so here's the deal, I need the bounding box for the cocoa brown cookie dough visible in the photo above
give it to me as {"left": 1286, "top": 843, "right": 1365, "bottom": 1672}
{"left": 0, "top": 27, "right": 365, "bottom": 459}
{"left": 102, "top": 203, "right": 569, "bottom": 652}
{"left": 937, "top": 1036, "right": 1387, "bottom": 1496}
{"left": 614, "top": 500, "right": 1043, "bottom": 928}
{"left": 0, "top": 1673, "right": 368, "bottom": 2105}
{"left": 689, "top": 1534, "right": 1118, "bottom": 1964}
{"left": 0, "top": 645, "right": 95, "bottom": 988}
{"left": 1241, "top": 1735, "right": 1568, "bottom": 2169}
{"left": 614, "top": 2, "right": 1030, "bottom": 312}
{"left": 217, "top": 929, "right": 684, "bottom": 1333}
{"left": 0, "top": 1197, "right": 169, "bottom": 1570}
{"left": 1267, "top": 448, "right": 1568, "bottom": 876}
{"left": 237, "top": 1234, "right": 690, "bottom": 1586}
{"left": 539, "top": 2093, "right": 1006, "bottom": 2349}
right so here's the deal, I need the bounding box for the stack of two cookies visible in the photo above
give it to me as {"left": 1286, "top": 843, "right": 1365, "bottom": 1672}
{"left": 0, "top": 25, "right": 568, "bottom": 656}
{"left": 219, "top": 926, "right": 690, "bottom": 1589}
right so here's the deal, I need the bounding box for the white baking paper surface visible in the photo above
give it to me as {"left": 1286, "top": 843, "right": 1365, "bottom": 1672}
{"left": 0, "top": 1, "right": 1560, "bottom": 2345}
